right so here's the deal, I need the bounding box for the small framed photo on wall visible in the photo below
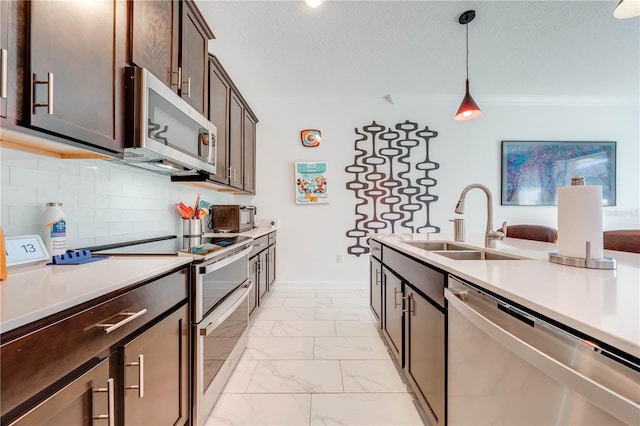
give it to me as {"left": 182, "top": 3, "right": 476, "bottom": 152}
{"left": 295, "top": 162, "right": 329, "bottom": 204}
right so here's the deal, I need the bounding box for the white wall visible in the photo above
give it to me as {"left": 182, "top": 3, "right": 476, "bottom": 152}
{"left": 0, "top": 147, "right": 235, "bottom": 249}
{"left": 245, "top": 96, "right": 639, "bottom": 286}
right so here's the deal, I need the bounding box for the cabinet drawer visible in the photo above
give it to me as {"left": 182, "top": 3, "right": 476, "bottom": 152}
{"left": 384, "top": 248, "right": 445, "bottom": 307}
{"left": 1, "top": 268, "right": 188, "bottom": 418}
{"left": 249, "top": 235, "right": 269, "bottom": 257}
{"left": 369, "top": 239, "right": 382, "bottom": 260}
{"left": 268, "top": 231, "right": 277, "bottom": 245}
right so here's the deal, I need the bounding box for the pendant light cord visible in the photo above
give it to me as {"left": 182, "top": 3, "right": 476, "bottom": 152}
{"left": 465, "top": 22, "right": 469, "bottom": 80}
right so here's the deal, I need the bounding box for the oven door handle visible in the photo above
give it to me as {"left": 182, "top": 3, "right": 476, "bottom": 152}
{"left": 200, "top": 245, "right": 252, "bottom": 275}
{"left": 200, "top": 281, "right": 253, "bottom": 337}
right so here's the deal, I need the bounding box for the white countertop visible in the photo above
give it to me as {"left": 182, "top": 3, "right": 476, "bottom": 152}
{"left": 0, "top": 255, "right": 193, "bottom": 334}
{"left": 372, "top": 233, "right": 640, "bottom": 358}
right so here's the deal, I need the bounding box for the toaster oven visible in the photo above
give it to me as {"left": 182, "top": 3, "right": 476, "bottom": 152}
{"left": 209, "top": 205, "right": 256, "bottom": 233}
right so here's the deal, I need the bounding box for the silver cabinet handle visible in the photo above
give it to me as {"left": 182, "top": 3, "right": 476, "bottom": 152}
{"left": 183, "top": 76, "right": 191, "bottom": 98}
{"left": 1, "top": 48, "right": 7, "bottom": 99}
{"left": 98, "top": 309, "right": 147, "bottom": 334}
{"left": 172, "top": 67, "right": 182, "bottom": 90}
{"left": 33, "top": 72, "right": 54, "bottom": 114}
{"left": 402, "top": 293, "right": 414, "bottom": 314}
{"left": 394, "top": 288, "right": 402, "bottom": 307}
{"left": 126, "top": 354, "right": 144, "bottom": 398}
{"left": 371, "top": 246, "right": 381, "bottom": 252}
{"left": 93, "top": 377, "right": 115, "bottom": 426}
{"left": 375, "top": 270, "right": 381, "bottom": 286}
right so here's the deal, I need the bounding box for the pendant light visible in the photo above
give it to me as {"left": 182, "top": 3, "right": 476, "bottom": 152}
{"left": 454, "top": 10, "right": 482, "bottom": 121}
{"left": 614, "top": 0, "right": 640, "bottom": 19}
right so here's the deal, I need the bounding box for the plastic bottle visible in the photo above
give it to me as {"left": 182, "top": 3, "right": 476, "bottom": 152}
{"left": 44, "top": 202, "right": 66, "bottom": 256}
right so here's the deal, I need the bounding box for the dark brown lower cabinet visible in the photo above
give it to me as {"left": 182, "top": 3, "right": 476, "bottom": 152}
{"left": 369, "top": 257, "right": 382, "bottom": 326}
{"left": 267, "top": 244, "right": 276, "bottom": 290}
{"left": 257, "top": 249, "right": 268, "bottom": 300}
{"left": 10, "top": 358, "right": 112, "bottom": 426}
{"left": 123, "top": 304, "right": 189, "bottom": 426}
{"left": 248, "top": 255, "right": 259, "bottom": 315}
{"left": 404, "top": 286, "right": 445, "bottom": 426}
{"left": 382, "top": 267, "right": 403, "bottom": 363}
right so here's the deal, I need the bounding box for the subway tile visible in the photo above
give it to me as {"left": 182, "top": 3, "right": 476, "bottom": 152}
{"left": 94, "top": 208, "right": 122, "bottom": 223}
{"left": 11, "top": 167, "right": 59, "bottom": 190}
{"left": 65, "top": 208, "right": 95, "bottom": 224}
{"left": 9, "top": 205, "right": 44, "bottom": 229}
{"left": 122, "top": 183, "right": 168, "bottom": 199}
{"left": 109, "top": 169, "right": 134, "bottom": 184}
{"left": 1, "top": 206, "right": 9, "bottom": 225}
{"left": 0, "top": 147, "right": 40, "bottom": 162}
{"left": 1, "top": 186, "right": 38, "bottom": 206}
{"left": 94, "top": 180, "right": 122, "bottom": 196}
{"left": 78, "top": 193, "right": 109, "bottom": 209}
{"left": 79, "top": 161, "right": 110, "bottom": 180}
{"left": 109, "top": 221, "right": 134, "bottom": 235}
{"left": 109, "top": 196, "right": 156, "bottom": 209}
{"left": 36, "top": 189, "right": 78, "bottom": 208}
{"left": 60, "top": 174, "right": 95, "bottom": 195}
{"left": 1, "top": 163, "right": 10, "bottom": 186}
{"left": 78, "top": 222, "right": 109, "bottom": 238}
{"left": 38, "top": 158, "right": 80, "bottom": 176}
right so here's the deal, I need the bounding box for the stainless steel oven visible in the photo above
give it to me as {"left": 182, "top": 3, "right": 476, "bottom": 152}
{"left": 191, "top": 241, "right": 253, "bottom": 425}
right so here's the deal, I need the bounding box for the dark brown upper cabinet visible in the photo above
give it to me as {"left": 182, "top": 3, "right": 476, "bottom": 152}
{"left": 28, "top": 0, "right": 126, "bottom": 153}
{"left": 0, "top": 0, "right": 8, "bottom": 118}
{"left": 208, "top": 55, "right": 230, "bottom": 184}
{"left": 130, "top": 0, "right": 213, "bottom": 115}
{"left": 243, "top": 110, "right": 256, "bottom": 193}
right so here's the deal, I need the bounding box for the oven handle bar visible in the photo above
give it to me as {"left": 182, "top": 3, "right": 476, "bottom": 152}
{"left": 200, "top": 281, "right": 253, "bottom": 337}
{"left": 199, "top": 245, "right": 252, "bottom": 275}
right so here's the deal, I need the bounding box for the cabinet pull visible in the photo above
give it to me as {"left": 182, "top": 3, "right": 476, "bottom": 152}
{"left": 172, "top": 67, "right": 182, "bottom": 89}
{"left": 402, "top": 293, "right": 414, "bottom": 314}
{"left": 1, "top": 48, "right": 7, "bottom": 99}
{"left": 126, "top": 354, "right": 145, "bottom": 398}
{"left": 182, "top": 76, "right": 191, "bottom": 98}
{"left": 97, "top": 309, "right": 147, "bottom": 334}
{"left": 93, "top": 377, "right": 115, "bottom": 426}
{"left": 394, "top": 288, "right": 402, "bottom": 307}
{"left": 232, "top": 168, "right": 237, "bottom": 182}
{"left": 375, "top": 270, "right": 381, "bottom": 286}
{"left": 33, "top": 72, "right": 54, "bottom": 115}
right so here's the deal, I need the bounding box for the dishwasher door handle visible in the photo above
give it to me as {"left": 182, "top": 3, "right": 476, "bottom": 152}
{"left": 445, "top": 288, "right": 640, "bottom": 425}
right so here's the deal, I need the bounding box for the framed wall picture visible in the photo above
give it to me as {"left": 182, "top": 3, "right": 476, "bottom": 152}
{"left": 501, "top": 141, "right": 616, "bottom": 206}
{"left": 295, "top": 161, "right": 329, "bottom": 204}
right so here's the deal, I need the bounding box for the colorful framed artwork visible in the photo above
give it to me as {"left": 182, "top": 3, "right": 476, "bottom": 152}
{"left": 295, "top": 162, "right": 329, "bottom": 204}
{"left": 501, "top": 141, "right": 616, "bottom": 206}
{"left": 300, "top": 129, "right": 321, "bottom": 147}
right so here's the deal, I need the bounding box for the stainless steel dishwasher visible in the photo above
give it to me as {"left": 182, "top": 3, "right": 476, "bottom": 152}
{"left": 446, "top": 276, "right": 640, "bottom": 425}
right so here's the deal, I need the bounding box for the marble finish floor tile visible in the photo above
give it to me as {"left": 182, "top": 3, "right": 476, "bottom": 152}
{"left": 331, "top": 297, "right": 369, "bottom": 308}
{"left": 269, "top": 288, "right": 317, "bottom": 298}
{"left": 316, "top": 289, "right": 363, "bottom": 298}
{"left": 249, "top": 320, "right": 276, "bottom": 337}
{"left": 247, "top": 360, "right": 343, "bottom": 393}
{"left": 310, "top": 393, "right": 425, "bottom": 425}
{"left": 206, "top": 393, "right": 311, "bottom": 426}
{"left": 245, "top": 337, "right": 314, "bottom": 360}
{"left": 221, "top": 359, "right": 258, "bottom": 393}
{"left": 340, "top": 360, "right": 409, "bottom": 393}
{"left": 255, "top": 307, "right": 316, "bottom": 321}
{"left": 260, "top": 297, "right": 285, "bottom": 308}
{"left": 282, "top": 297, "right": 333, "bottom": 308}
{"left": 314, "top": 337, "right": 391, "bottom": 360}
{"left": 271, "top": 320, "right": 336, "bottom": 337}
{"left": 315, "top": 308, "right": 374, "bottom": 321}
{"left": 334, "top": 320, "right": 380, "bottom": 337}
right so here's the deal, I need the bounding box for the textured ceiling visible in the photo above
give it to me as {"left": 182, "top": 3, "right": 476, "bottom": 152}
{"left": 196, "top": 0, "right": 640, "bottom": 102}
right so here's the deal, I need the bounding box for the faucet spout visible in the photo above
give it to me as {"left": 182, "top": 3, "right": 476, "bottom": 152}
{"left": 454, "top": 183, "right": 504, "bottom": 248}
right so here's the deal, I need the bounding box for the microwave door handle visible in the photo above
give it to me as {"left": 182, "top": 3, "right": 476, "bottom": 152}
{"left": 200, "top": 245, "right": 252, "bottom": 275}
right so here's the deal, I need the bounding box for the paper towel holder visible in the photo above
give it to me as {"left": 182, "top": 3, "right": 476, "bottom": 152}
{"left": 549, "top": 241, "right": 616, "bottom": 269}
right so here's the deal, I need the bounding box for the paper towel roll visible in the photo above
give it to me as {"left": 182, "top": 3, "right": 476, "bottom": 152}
{"left": 557, "top": 185, "right": 604, "bottom": 259}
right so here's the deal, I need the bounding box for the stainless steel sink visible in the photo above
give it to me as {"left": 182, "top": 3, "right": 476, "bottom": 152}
{"left": 403, "top": 241, "right": 470, "bottom": 251}
{"left": 431, "top": 250, "right": 521, "bottom": 261}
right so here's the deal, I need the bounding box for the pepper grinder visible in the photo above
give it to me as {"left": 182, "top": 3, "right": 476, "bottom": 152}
{"left": 450, "top": 218, "right": 465, "bottom": 242}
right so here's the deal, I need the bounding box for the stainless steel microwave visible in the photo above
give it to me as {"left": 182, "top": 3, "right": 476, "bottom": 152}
{"left": 122, "top": 67, "right": 217, "bottom": 176}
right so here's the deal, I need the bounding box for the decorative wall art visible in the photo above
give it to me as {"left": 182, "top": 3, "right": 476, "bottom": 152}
{"left": 300, "top": 129, "right": 321, "bottom": 147}
{"left": 345, "top": 120, "right": 440, "bottom": 256}
{"left": 501, "top": 141, "right": 616, "bottom": 206}
{"left": 295, "top": 161, "right": 329, "bottom": 204}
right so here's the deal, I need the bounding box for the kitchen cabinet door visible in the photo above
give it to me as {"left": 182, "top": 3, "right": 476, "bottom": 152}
{"left": 123, "top": 304, "right": 189, "bottom": 426}
{"left": 180, "top": 0, "right": 210, "bottom": 114}
{"left": 29, "top": 0, "right": 125, "bottom": 153}
{"left": 405, "top": 287, "right": 445, "bottom": 426}
{"left": 130, "top": 0, "right": 180, "bottom": 91}
{"left": 208, "top": 57, "right": 230, "bottom": 184}
{"left": 248, "top": 255, "right": 258, "bottom": 316}
{"left": 369, "top": 257, "right": 382, "bottom": 326}
{"left": 243, "top": 110, "right": 257, "bottom": 193}
{"left": 382, "top": 268, "right": 403, "bottom": 363}
{"left": 228, "top": 92, "right": 244, "bottom": 190}
{"left": 0, "top": 0, "right": 8, "bottom": 118}
{"left": 258, "top": 250, "right": 268, "bottom": 301}
{"left": 267, "top": 243, "right": 276, "bottom": 289}
{"left": 9, "top": 358, "right": 113, "bottom": 426}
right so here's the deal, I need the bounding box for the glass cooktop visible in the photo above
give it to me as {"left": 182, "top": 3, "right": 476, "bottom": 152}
{"left": 86, "top": 235, "right": 252, "bottom": 257}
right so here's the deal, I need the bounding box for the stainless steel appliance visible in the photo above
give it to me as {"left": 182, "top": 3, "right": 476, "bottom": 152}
{"left": 209, "top": 205, "right": 257, "bottom": 233}
{"left": 446, "top": 276, "right": 640, "bottom": 425}
{"left": 90, "top": 235, "right": 253, "bottom": 425}
{"left": 122, "top": 67, "right": 217, "bottom": 176}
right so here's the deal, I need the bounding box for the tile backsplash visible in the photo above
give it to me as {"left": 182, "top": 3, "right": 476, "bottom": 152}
{"left": 0, "top": 147, "right": 236, "bottom": 249}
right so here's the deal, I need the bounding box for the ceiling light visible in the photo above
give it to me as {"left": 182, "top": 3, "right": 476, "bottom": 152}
{"left": 454, "top": 10, "right": 482, "bottom": 121}
{"left": 305, "top": 0, "right": 322, "bottom": 8}
{"left": 614, "top": 0, "right": 640, "bottom": 18}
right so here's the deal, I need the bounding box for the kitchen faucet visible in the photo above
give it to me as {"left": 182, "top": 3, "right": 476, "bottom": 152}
{"left": 454, "top": 183, "right": 506, "bottom": 248}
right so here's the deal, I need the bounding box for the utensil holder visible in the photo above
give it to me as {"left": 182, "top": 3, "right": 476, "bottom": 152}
{"left": 183, "top": 219, "right": 202, "bottom": 237}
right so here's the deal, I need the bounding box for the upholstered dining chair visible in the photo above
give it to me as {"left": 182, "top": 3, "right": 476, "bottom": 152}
{"left": 603, "top": 230, "right": 640, "bottom": 254}
{"left": 503, "top": 224, "right": 559, "bottom": 243}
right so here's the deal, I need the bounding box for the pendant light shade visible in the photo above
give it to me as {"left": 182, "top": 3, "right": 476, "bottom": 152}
{"left": 454, "top": 10, "right": 482, "bottom": 121}
{"left": 614, "top": 0, "right": 640, "bottom": 19}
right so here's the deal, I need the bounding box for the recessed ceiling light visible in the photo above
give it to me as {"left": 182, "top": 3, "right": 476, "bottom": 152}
{"left": 305, "top": 0, "right": 322, "bottom": 8}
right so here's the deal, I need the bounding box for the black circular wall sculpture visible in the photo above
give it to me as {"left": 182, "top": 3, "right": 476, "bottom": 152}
{"left": 345, "top": 120, "right": 440, "bottom": 256}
